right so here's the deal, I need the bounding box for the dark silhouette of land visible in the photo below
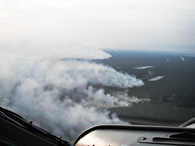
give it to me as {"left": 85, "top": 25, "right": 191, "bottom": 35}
{"left": 96, "top": 50, "right": 195, "bottom": 126}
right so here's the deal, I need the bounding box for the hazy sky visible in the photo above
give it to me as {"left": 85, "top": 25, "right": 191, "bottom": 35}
{"left": 0, "top": 0, "right": 195, "bottom": 54}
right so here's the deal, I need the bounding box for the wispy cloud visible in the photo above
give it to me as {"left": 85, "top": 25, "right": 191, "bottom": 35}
{"left": 134, "top": 66, "right": 154, "bottom": 70}
{"left": 148, "top": 76, "right": 164, "bottom": 81}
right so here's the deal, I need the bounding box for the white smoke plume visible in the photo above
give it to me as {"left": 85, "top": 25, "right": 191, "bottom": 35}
{"left": 0, "top": 49, "right": 144, "bottom": 142}
{"left": 134, "top": 66, "right": 154, "bottom": 70}
{"left": 148, "top": 76, "right": 164, "bottom": 81}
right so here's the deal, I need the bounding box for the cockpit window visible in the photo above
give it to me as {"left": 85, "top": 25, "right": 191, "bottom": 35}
{"left": 0, "top": 0, "right": 195, "bottom": 142}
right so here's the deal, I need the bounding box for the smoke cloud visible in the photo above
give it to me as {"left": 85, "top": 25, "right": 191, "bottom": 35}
{"left": 0, "top": 48, "right": 144, "bottom": 142}
{"left": 134, "top": 66, "right": 154, "bottom": 70}
{"left": 148, "top": 76, "right": 164, "bottom": 81}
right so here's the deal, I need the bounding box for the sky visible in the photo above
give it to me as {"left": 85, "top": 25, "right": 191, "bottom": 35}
{"left": 0, "top": 0, "right": 195, "bottom": 54}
